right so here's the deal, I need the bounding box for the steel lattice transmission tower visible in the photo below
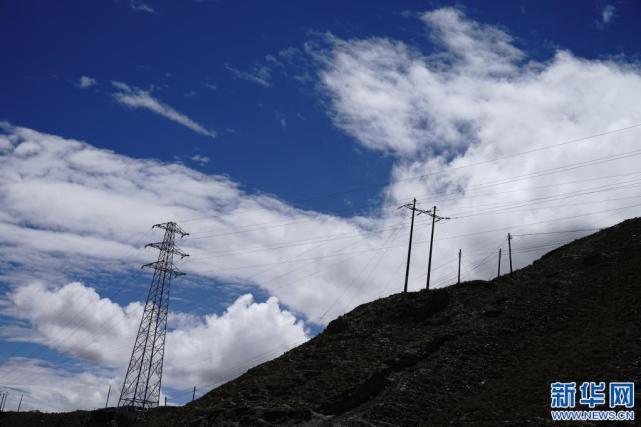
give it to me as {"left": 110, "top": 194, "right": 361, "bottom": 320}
{"left": 118, "top": 221, "right": 189, "bottom": 409}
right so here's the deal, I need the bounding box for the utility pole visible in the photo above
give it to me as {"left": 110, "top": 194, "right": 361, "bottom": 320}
{"left": 497, "top": 248, "right": 502, "bottom": 278}
{"left": 0, "top": 392, "right": 5, "bottom": 412}
{"left": 192, "top": 386, "right": 196, "bottom": 402}
{"left": 400, "top": 199, "right": 425, "bottom": 293}
{"left": 457, "top": 249, "right": 461, "bottom": 284}
{"left": 17, "top": 394, "right": 23, "bottom": 412}
{"left": 425, "top": 206, "right": 450, "bottom": 290}
{"left": 105, "top": 384, "right": 111, "bottom": 409}
{"left": 508, "top": 233, "right": 513, "bottom": 275}
{"left": 1, "top": 392, "right": 7, "bottom": 411}
{"left": 118, "top": 222, "right": 189, "bottom": 410}
{"left": 164, "top": 396, "right": 167, "bottom": 406}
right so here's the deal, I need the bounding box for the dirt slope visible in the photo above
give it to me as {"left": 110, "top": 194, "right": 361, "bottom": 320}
{"left": 3, "top": 217, "right": 640, "bottom": 426}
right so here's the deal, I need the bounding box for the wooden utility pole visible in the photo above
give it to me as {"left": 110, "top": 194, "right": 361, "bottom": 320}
{"left": 508, "top": 233, "right": 513, "bottom": 275}
{"left": 425, "top": 206, "right": 450, "bottom": 290}
{"left": 457, "top": 249, "right": 461, "bottom": 284}
{"left": 497, "top": 248, "right": 502, "bottom": 278}
{"left": 17, "top": 394, "right": 23, "bottom": 412}
{"left": 400, "top": 199, "right": 418, "bottom": 293}
{"left": 427, "top": 206, "right": 437, "bottom": 290}
{"left": 192, "top": 386, "right": 196, "bottom": 402}
{"left": 1, "top": 392, "right": 7, "bottom": 411}
{"left": 105, "top": 384, "right": 111, "bottom": 408}
{"left": 164, "top": 396, "right": 167, "bottom": 406}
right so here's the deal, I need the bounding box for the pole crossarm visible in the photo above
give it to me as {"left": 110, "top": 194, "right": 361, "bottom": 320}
{"left": 422, "top": 208, "right": 450, "bottom": 223}
{"left": 399, "top": 203, "right": 431, "bottom": 216}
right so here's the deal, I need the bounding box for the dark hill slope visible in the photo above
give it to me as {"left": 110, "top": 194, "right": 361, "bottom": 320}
{"left": 3, "top": 217, "right": 641, "bottom": 426}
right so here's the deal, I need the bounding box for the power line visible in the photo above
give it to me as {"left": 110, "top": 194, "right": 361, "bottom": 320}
{"left": 184, "top": 149, "right": 641, "bottom": 242}
{"left": 178, "top": 122, "right": 641, "bottom": 225}
{"left": 513, "top": 228, "right": 601, "bottom": 237}
{"left": 186, "top": 186, "right": 641, "bottom": 266}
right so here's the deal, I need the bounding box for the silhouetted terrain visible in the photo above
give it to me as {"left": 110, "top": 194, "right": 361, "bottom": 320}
{"left": 3, "top": 217, "right": 640, "bottom": 426}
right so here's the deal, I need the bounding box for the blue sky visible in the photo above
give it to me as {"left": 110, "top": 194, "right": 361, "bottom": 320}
{"left": 1, "top": 0, "right": 641, "bottom": 412}
{"left": 3, "top": 0, "right": 639, "bottom": 212}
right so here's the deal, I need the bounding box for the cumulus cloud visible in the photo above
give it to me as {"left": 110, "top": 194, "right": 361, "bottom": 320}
{"left": 112, "top": 81, "right": 216, "bottom": 138}
{"left": 0, "top": 281, "right": 308, "bottom": 402}
{"left": 77, "top": 76, "right": 97, "bottom": 89}
{"left": 0, "top": 282, "right": 141, "bottom": 366}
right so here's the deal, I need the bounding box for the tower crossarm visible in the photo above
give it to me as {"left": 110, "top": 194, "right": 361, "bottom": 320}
{"left": 144, "top": 242, "right": 189, "bottom": 258}
{"left": 141, "top": 261, "right": 186, "bottom": 277}
{"left": 151, "top": 221, "right": 189, "bottom": 237}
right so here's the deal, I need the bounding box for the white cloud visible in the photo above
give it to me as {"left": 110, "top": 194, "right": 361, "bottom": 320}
{"left": 0, "top": 281, "right": 308, "bottom": 405}
{"left": 225, "top": 63, "right": 272, "bottom": 88}
{"left": 112, "top": 81, "right": 216, "bottom": 138}
{"left": 315, "top": 6, "right": 641, "bottom": 286}
{"left": 0, "top": 281, "right": 140, "bottom": 366}
{"left": 318, "top": 8, "right": 524, "bottom": 155}
{"left": 77, "top": 76, "right": 97, "bottom": 89}
{"left": 422, "top": 8, "right": 523, "bottom": 76}
{"left": 130, "top": 1, "right": 156, "bottom": 14}
{"left": 0, "top": 123, "right": 398, "bottom": 324}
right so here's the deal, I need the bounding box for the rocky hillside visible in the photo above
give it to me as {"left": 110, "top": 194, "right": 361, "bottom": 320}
{"left": 3, "top": 218, "right": 640, "bottom": 426}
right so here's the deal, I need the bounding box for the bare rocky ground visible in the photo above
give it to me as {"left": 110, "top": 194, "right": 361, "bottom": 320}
{"left": 2, "top": 217, "right": 640, "bottom": 426}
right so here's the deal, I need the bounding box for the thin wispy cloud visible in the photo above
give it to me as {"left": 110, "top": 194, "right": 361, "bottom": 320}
{"left": 203, "top": 82, "right": 217, "bottom": 91}
{"left": 596, "top": 4, "right": 615, "bottom": 29}
{"left": 602, "top": 5, "right": 615, "bottom": 24}
{"left": 112, "top": 81, "right": 216, "bottom": 138}
{"left": 225, "top": 63, "right": 272, "bottom": 88}
{"left": 130, "top": 0, "right": 156, "bottom": 14}
{"left": 77, "top": 76, "right": 97, "bottom": 89}
{"left": 191, "top": 154, "right": 210, "bottom": 164}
